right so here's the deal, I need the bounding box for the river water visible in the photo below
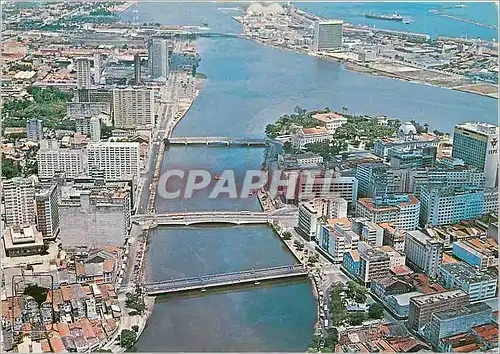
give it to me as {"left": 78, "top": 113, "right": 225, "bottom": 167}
{"left": 127, "top": 3, "right": 497, "bottom": 352}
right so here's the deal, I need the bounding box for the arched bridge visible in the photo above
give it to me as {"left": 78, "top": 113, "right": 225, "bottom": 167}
{"left": 165, "top": 136, "right": 269, "bottom": 146}
{"left": 131, "top": 211, "right": 270, "bottom": 225}
{"left": 143, "top": 264, "right": 308, "bottom": 295}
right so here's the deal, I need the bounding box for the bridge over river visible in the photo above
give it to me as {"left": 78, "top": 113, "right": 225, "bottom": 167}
{"left": 143, "top": 264, "right": 308, "bottom": 295}
{"left": 131, "top": 209, "right": 298, "bottom": 226}
{"left": 165, "top": 136, "right": 269, "bottom": 146}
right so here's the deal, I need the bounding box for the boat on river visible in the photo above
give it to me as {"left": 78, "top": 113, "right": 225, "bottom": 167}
{"left": 365, "top": 12, "right": 404, "bottom": 21}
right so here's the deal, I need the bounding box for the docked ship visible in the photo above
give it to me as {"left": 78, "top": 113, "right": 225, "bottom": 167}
{"left": 365, "top": 12, "right": 404, "bottom": 21}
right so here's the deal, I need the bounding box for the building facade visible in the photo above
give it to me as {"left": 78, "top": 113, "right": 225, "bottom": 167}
{"left": 407, "top": 289, "right": 469, "bottom": 331}
{"left": 3, "top": 177, "right": 36, "bottom": 227}
{"left": 452, "top": 122, "right": 499, "bottom": 188}
{"left": 26, "top": 119, "right": 43, "bottom": 141}
{"left": 148, "top": 37, "right": 169, "bottom": 79}
{"left": 87, "top": 142, "right": 140, "bottom": 181}
{"left": 37, "top": 140, "right": 86, "bottom": 179}
{"left": 356, "top": 194, "right": 420, "bottom": 231}
{"left": 112, "top": 87, "right": 154, "bottom": 129}
{"left": 404, "top": 230, "right": 443, "bottom": 278}
{"left": 35, "top": 184, "right": 60, "bottom": 240}
{"left": 419, "top": 185, "right": 485, "bottom": 226}
{"left": 438, "top": 262, "right": 497, "bottom": 302}
{"left": 291, "top": 127, "right": 332, "bottom": 150}
{"left": 314, "top": 20, "right": 343, "bottom": 51}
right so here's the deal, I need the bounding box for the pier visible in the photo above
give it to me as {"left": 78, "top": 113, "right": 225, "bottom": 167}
{"left": 165, "top": 136, "right": 269, "bottom": 146}
{"left": 143, "top": 264, "right": 308, "bottom": 295}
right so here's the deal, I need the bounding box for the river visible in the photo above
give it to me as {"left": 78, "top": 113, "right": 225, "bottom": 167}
{"left": 127, "top": 3, "right": 497, "bottom": 352}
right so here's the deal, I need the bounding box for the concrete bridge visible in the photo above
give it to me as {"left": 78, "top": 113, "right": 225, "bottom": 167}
{"left": 165, "top": 136, "right": 268, "bottom": 146}
{"left": 131, "top": 211, "right": 270, "bottom": 225}
{"left": 143, "top": 264, "right": 308, "bottom": 295}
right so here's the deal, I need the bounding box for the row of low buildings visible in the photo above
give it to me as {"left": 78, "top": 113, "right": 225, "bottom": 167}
{"left": 2, "top": 281, "right": 120, "bottom": 352}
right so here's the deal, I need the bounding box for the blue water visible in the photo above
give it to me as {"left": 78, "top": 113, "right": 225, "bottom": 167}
{"left": 128, "top": 2, "right": 497, "bottom": 352}
{"left": 298, "top": 2, "right": 498, "bottom": 40}
{"left": 125, "top": 2, "right": 499, "bottom": 40}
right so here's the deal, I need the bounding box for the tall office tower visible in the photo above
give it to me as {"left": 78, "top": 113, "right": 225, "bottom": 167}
{"left": 75, "top": 57, "right": 91, "bottom": 102}
{"left": 404, "top": 230, "right": 443, "bottom": 278}
{"left": 112, "top": 87, "right": 154, "bottom": 129}
{"left": 148, "top": 37, "right": 169, "bottom": 79}
{"left": 87, "top": 142, "right": 140, "bottom": 181}
{"left": 452, "top": 122, "right": 499, "bottom": 188}
{"left": 26, "top": 119, "right": 43, "bottom": 141}
{"left": 313, "top": 20, "right": 343, "bottom": 51}
{"left": 90, "top": 116, "right": 101, "bottom": 142}
{"left": 3, "top": 177, "right": 36, "bottom": 227}
{"left": 35, "top": 183, "right": 60, "bottom": 240}
{"left": 134, "top": 53, "right": 142, "bottom": 84}
{"left": 94, "top": 53, "right": 102, "bottom": 85}
{"left": 37, "top": 140, "right": 87, "bottom": 179}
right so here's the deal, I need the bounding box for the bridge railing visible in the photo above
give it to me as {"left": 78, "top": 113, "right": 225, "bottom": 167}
{"left": 143, "top": 264, "right": 306, "bottom": 290}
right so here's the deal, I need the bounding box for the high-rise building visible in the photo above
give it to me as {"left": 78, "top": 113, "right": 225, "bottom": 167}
{"left": 75, "top": 57, "right": 91, "bottom": 89}
{"left": 419, "top": 185, "right": 485, "bottom": 227}
{"left": 89, "top": 116, "right": 101, "bottom": 142}
{"left": 408, "top": 289, "right": 469, "bottom": 331}
{"left": 356, "top": 194, "right": 420, "bottom": 231}
{"left": 26, "top": 119, "right": 43, "bottom": 141}
{"left": 148, "top": 37, "right": 169, "bottom": 79}
{"left": 94, "top": 53, "right": 102, "bottom": 85}
{"left": 318, "top": 218, "right": 359, "bottom": 262}
{"left": 3, "top": 177, "right": 36, "bottom": 227}
{"left": 404, "top": 230, "right": 443, "bottom": 278}
{"left": 37, "top": 140, "right": 87, "bottom": 179}
{"left": 87, "top": 142, "right": 140, "bottom": 181}
{"left": 313, "top": 20, "right": 343, "bottom": 51}
{"left": 112, "top": 87, "right": 154, "bottom": 129}
{"left": 35, "top": 184, "right": 60, "bottom": 240}
{"left": 134, "top": 53, "right": 142, "bottom": 84}
{"left": 351, "top": 218, "right": 384, "bottom": 247}
{"left": 452, "top": 122, "right": 499, "bottom": 188}
{"left": 358, "top": 246, "right": 391, "bottom": 286}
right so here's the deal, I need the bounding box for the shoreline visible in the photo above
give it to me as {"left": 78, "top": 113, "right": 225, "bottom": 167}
{"left": 240, "top": 34, "right": 497, "bottom": 100}
{"left": 257, "top": 190, "right": 321, "bottom": 333}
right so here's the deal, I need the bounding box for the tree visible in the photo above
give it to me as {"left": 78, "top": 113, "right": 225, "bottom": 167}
{"left": 346, "top": 281, "right": 367, "bottom": 304}
{"left": 368, "top": 302, "right": 384, "bottom": 319}
{"left": 324, "top": 328, "right": 338, "bottom": 348}
{"left": 23, "top": 284, "right": 48, "bottom": 306}
{"left": 119, "top": 329, "right": 137, "bottom": 348}
{"left": 282, "top": 231, "right": 292, "bottom": 240}
{"left": 132, "top": 325, "right": 139, "bottom": 332}
{"left": 2, "top": 159, "right": 22, "bottom": 179}
{"left": 348, "top": 311, "right": 366, "bottom": 326}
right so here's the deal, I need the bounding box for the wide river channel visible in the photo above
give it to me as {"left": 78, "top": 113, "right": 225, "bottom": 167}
{"left": 127, "top": 2, "right": 497, "bottom": 351}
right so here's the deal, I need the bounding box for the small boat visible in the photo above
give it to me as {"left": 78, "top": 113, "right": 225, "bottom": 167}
{"left": 254, "top": 281, "right": 260, "bottom": 285}
{"left": 403, "top": 20, "right": 411, "bottom": 24}
{"left": 365, "top": 11, "right": 403, "bottom": 21}
{"left": 249, "top": 190, "right": 253, "bottom": 196}
{"left": 201, "top": 288, "right": 206, "bottom": 292}
{"left": 215, "top": 174, "right": 221, "bottom": 180}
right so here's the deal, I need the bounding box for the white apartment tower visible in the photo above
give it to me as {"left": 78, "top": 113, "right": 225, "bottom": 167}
{"left": 87, "top": 142, "right": 140, "bottom": 181}
{"left": 314, "top": 20, "right": 343, "bottom": 52}
{"left": 35, "top": 184, "right": 60, "bottom": 240}
{"left": 90, "top": 116, "right": 101, "bottom": 142}
{"left": 452, "top": 122, "right": 499, "bottom": 188}
{"left": 148, "top": 37, "right": 169, "bottom": 79}
{"left": 94, "top": 53, "right": 102, "bottom": 85}
{"left": 75, "top": 57, "right": 92, "bottom": 89}
{"left": 3, "top": 177, "right": 36, "bottom": 227}
{"left": 37, "top": 140, "right": 87, "bottom": 179}
{"left": 112, "top": 87, "right": 155, "bottom": 129}
{"left": 405, "top": 230, "right": 443, "bottom": 278}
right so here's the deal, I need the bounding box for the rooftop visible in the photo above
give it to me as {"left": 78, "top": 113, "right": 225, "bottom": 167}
{"left": 410, "top": 289, "right": 468, "bottom": 306}
{"left": 358, "top": 194, "right": 419, "bottom": 212}
{"left": 440, "top": 261, "right": 496, "bottom": 284}
{"left": 312, "top": 112, "right": 346, "bottom": 123}
{"left": 300, "top": 127, "right": 329, "bottom": 135}
{"left": 455, "top": 122, "right": 499, "bottom": 136}
{"left": 433, "top": 302, "right": 492, "bottom": 321}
